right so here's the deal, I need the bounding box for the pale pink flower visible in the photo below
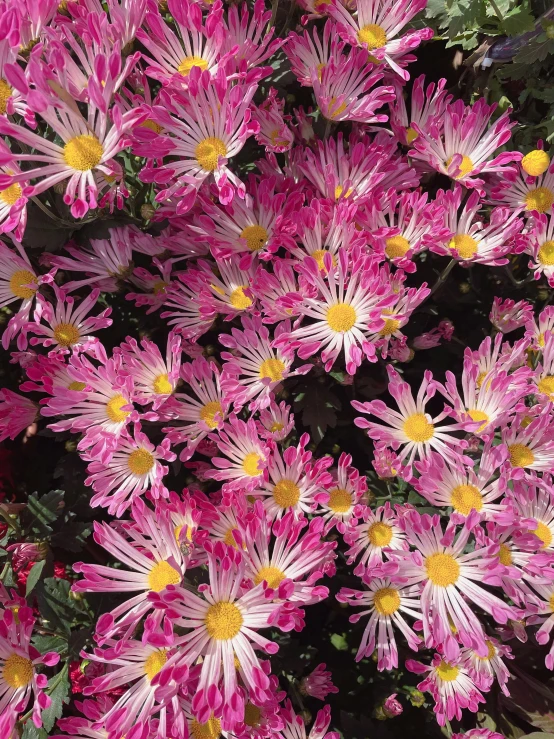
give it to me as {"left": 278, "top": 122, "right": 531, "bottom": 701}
{"left": 0, "top": 389, "right": 37, "bottom": 442}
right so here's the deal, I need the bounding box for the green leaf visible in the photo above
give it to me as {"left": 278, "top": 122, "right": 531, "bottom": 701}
{"left": 27, "top": 490, "right": 64, "bottom": 536}
{"left": 36, "top": 578, "right": 76, "bottom": 636}
{"left": 294, "top": 383, "right": 341, "bottom": 444}
{"left": 330, "top": 633, "right": 349, "bottom": 651}
{"left": 51, "top": 521, "right": 92, "bottom": 553}
{"left": 501, "top": 5, "right": 536, "bottom": 36}
{"left": 26, "top": 560, "right": 46, "bottom": 597}
{"left": 514, "top": 37, "right": 554, "bottom": 64}
{"left": 21, "top": 724, "right": 48, "bottom": 739}
{"left": 40, "top": 663, "right": 70, "bottom": 732}
{"left": 501, "top": 667, "right": 554, "bottom": 732}
{"left": 32, "top": 634, "right": 67, "bottom": 655}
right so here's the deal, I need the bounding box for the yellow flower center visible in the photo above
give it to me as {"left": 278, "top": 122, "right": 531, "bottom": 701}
{"left": 153, "top": 373, "right": 172, "bottom": 394}
{"left": 242, "top": 452, "right": 262, "bottom": 477}
{"left": 190, "top": 716, "right": 221, "bottom": 739}
{"left": 270, "top": 421, "right": 284, "bottom": 433}
{"left": 498, "top": 543, "right": 512, "bottom": 566}
{"left": 449, "top": 234, "right": 478, "bottom": 259}
{"left": 205, "top": 601, "right": 243, "bottom": 640}
{"left": 9, "top": 269, "right": 36, "bottom": 299}
{"left": 326, "top": 303, "right": 357, "bottom": 332}
{"left": 550, "top": 593, "right": 554, "bottom": 613}
{"left": 229, "top": 286, "right": 252, "bottom": 310}
{"left": 244, "top": 703, "right": 262, "bottom": 727}
{"left": 127, "top": 448, "right": 155, "bottom": 475}
{"left": 533, "top": 521, "right": 552, "bottom": 549}
{"left": 0, "top": 78, "right": 12, "bottom": 115}
{"left": 178, "top": 56, "right": 209, "bottom": 76}
{"left": 0, "top": 182, "right": 22, "bottom": 206}
{"left": 200, "top": 401, "right": 223, "bottom": 429}
{"left": 334, "top": 184, "right": 354, "bottom": 200}
{"left": 63, "top": 134, "right": 103, "bottom": 171}
{"left": 467, "top": 408, "right": 489, "bottom": 432}
{"left": 144, "top": 649, "right": 168, "bottom": 681}
{"left": 450, "top": 484, "right": 483, "bottom": 515}
{"left": 403, "top": 413, "right": 434, "bottom": 442}
{"left": 367, "top": 521, "right": 393, "bottom": 547}
{"left": 405, "top": 126, "right": 418, "bottom": 144}
{"left": 357, "top": 23, "right": 387, "bottom": 49}
{"left": 152, "top": 280, "right": 168, "bottom": 295}
{"left": 259, "top": 358, "right": 286, "bottom": 382}
{"left": 53, "top": 322, "right": 80, "bottom": 347}
{"left": 148, "top": 560, "right": 181, "bottom": 592}
{"left": 3, "top": 653, "right": 33, "bottom": 689}
{"left": 106, "top": 394, "right": 130, "bottom": 423}
{"left": 327, "top": 487, "right": 352, "bottom": 513}
{"left": 195, "top": 137, "right": 227, "bottom": 172}
{"left": 327, "top": 97, "right": 347, "bottom": 119}
{"left": 445, "top": 155, "right": 474, "bottom": 178}
{"left": 508, "top": 443, "right": 535, "bottom": 468}
{"left": 538, "top": 240, "right": 554, "bottom": 266}
{"left": 525, "top": 187, "right": 554, "bottom": 213}
{"left": 373, "top": 586, "right": 400, "bottom": 616}
{"left": 273, "top": 478, "right": 301, "bottom": 508}
{"left": 68, "top": 381, "right": 86, "bottom": 391}
{"left": 436, "top": 660, "right": 459, "bottom": 682}
{"left": 240, "top": 224, "right": 268, "bottom": 252}
{"left": 223, "top": 527, "right": 241, "bottom": 548}
{"left": 539, "top": 375, "right": 554, "bottom": 398}
{"left": 140, "top": 119, "right": 163, "bottom": 134}
{"left": 426, "top": 553, "right": 460, "bottom": 587}
{"left": 254, "top": 566, "right": 286, "bottom": 589}
{"left": 385, "top": 235, "right": 410, "bottom": 259}
{"left": 477, "top": 640, "right": 497, "bottom": 661}
{"left": 379, "top": 310, "right": 401, "bottom": 337}
{"left": 522, "top": 149, "right": 550, "bottom": 177}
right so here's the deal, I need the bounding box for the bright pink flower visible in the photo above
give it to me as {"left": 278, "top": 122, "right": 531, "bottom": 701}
{"left": 383, "top": 693, "right": 403, "bottom": 717}
{"left": 206, "top": 416, "right": 269, "bottom": 493}
{"left": 389, "top": 75, "right": 451, "bottom": 145}
{"left": 490, "top": 297, "right": 533, "bottom": 334}
{"left": 279, "top": 701, "right": 339, "bottom": 739}
{"left": 315, "top": 452, "right": 367, "bottom": 533}
{"left": 0, "top": 389, "right": 37, "bottom": 442}
{"left": 300, "top": 663, "right": 338, "bottom": 700}
{"left": 343, "top": 502, "right": 408, "bottom": 576}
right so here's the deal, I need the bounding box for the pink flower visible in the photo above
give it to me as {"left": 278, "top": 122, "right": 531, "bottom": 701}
{"left": 383, "top": 694, "right": 403, "bottom": 718}
{"left": 0, "top": 389, "right": 37, "bottom": 442}
{"left": 389, "top": 75, "right": 451, "bottom": 145}
{"left": 299, "top": 664, "right": 338, "bottom": 700}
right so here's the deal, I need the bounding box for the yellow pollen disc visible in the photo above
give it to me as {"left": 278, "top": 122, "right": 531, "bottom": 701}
{"left": 539, "top": 376, "right": 554, "bottom": 398}
{"left": 178, "top": 55, "right": 209, "bottom": 76}
{"left": 327, "top": 97, "right": 347, "bottom": 119}
{"left": 317, "top": 62, "right": 325, "bottom": 81}
{"left": 406, "top": 126, "right": 418, "bottom": 144}
{"left": 403, "top": 413, "right": 434, "bottom": 443}
{"left": 242, "top": 452, "right": 262, "bottom": 477}
{"left": 525, "top": 186, "right": 554, "bottom": 213}
{"left": 68, "top": 381, "right": 86, "bottom": 391}
{"left": 334, "top": 184, "right": 343, "bottom": 199}
{"left": 357, "top": 23, "right": 387, "bottom": 49}
{"left": 385, "top": 235, "right": 410, "bottom": 259}
{"left": 205, "top": 601, "right": 243, "bottom": 640}
{"left": 311, "top": 249, "right": 332, "bottom": 271}
{"left": 445, "top": 154, "right": 474, "bottom": 178}
{"left": 373, "top": 586, "right": 400, "bottom": 616}
{"left": 140, "top": 119, "right": 163, "bottom": 134}
{"left": 152, "top": 280, "right": 168, "bottom": 295}
{"left": 9, "top": 269, "right": 36, "bottom": 299}
{"left": 240, "top": 224, "right": 268, "bottom": 252}
{"left": 538, "top": 240, "right": 554, "bottom": 266}
{"left": 200, "top": 400, "right": 222, "bottom": 429}
{"left": 53, "top": 322, "right": 80, "bottom": 347}
{"left": 195, "top": 137, "right": 227, "bottom": 172}
{"left": 550, "top": 593, "right": 554, "bottom": 612}
{"left": 229, "top": 286, "right": 252, "bottom": 310}
{"left": 508, "top": 443, "right": 535, "bottom": 468}
{"left": 259, "top": 357, "right": 286, "bottom": 382}
{"left": 533, "top": 521, "right": 553, "bottom": 549}
{"left": 63, "top": 134, "right": 103, "bottom": 171}
{"left": 148, "top": 560, "right": 181, "bottom": 592}
{"left": 477, "top": 640, "right": 496, "bottom": 661}
{"left": 190, "top": 716, "right": 221, "bottom": 739}
{"left": 223, "top": 527, "right": 240, "bottom": 548}
{"left": 0, "top": 182, "right": 22, "bottom": 206}
{"left": 367, "top": 521, "right": 393, "bottom": 547}
{"left": 426, "top": 552, "right": 460, "bottom": 587}
{"left": 476, "top": 371, "right": 487, "bottom": 388}
{"left": 467, "top": 408, "right": 489, "bottom": 432}
{"left": 106, "top": 394, "right": 130, "bottom": 423}
{"left": 244, "top": 703, "right": 262, "bottom": 727}
{"left": 0, "top": 78, "right": 12, "bottom": 115}
{"left": 539, "top": 332, "right": 546, "bottom": 348}
{"left": 3, "top": 653, "right": 33, "bottom": 689}
{"left": 327, "top": 487, "right": 352, "bottom": 513}
{"left": 144, "top": 649, "right": 167, "bottom": 681}
{"left": 449, "top": 234, "right": 478, "bottom": 259}
{"left": 379, "top": 309, "right": 401, "bottom": 337}
{"left": 273, "top": 478, "right": 301, "bottom": 508}
{"left": 127, "top": 448, "right": 155, "bottom": 475}
{"left": 499, "top": 543, "right": 512, "bottom": 566}
{"left": 174, "top": 524, "right": 184, "bottom": 541}
{"left": 152, "top": 373, "right": 172, "bottom": 395}
{"left": 436, "top": 659, "right": 459, "bottom": 682}
{"left": 450, "top": 484, "right": 483, "bottom": 515}
{"left": 254, "top": 565, "right": 286, "bottom": 589}
{"left": 326, "top": 303, "right": 357, "bottom": 332}
{"left": 270, "top": 421, "right": 284, "bottom": 433}
{"left": 522, "top": 149, "right": 550, "bottom": 177}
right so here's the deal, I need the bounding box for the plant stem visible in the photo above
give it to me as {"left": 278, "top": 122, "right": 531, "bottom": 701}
{"left": 428, "top": 258, "right": 456, "bottom": 298}
{"left": 489, "top": 0, "right": 504, "bottom": 23}
{"left": 0, "top": 506, "right": 21, "bottom": 538}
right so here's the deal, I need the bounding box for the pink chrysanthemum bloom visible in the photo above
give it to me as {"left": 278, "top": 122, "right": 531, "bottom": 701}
{"left": 501, "top": 411, "right": 554, "bottom": 480}
{"left": 279, "top": 702, "right": 339, "bottom": 739}
{"left": 414, "top": 445, "right": 508, "bottom": 522}
{"left": 73, "top": 499, "right": 187, "bottom": 643}
{"left": 491, "top": 159, "right": 554, "bottom": 215}
{"left": 252, "top": 93, "right": 294, "bottom": 154}
{"left": 257, "top": 399, "right": 295, "bottom": 441}
{"left": 526, "top": 578, "right": 554, "bottom": 669}
{"left": 158, "top": 546, "right": 280, "bottom": 728}
{"left": 126, "top": 258, "right": 175, "bottom": 315}
{"left": 275, "top": 249, "right": 396, "bottom": 374}
{"left": 312, "top": 47, "right": 394, "bottom": 123}
{"left": 84, "top": 425, "right": 175, "bottom": 516}
{"left": 366, "top": 278, "right": 430, "bottom": 356}
{"left": 162, "top": 357, "right": 229, "bottom": 462}
{"left": 0, "top": 389, "right": 37, "bottom": 442}
{"left": 460, "top": 637, "right": 513, "bottom": 696}
{"left": 0, "top": 31, "right": 35, "bottom": 128}
{"left": 387, "top": 511, "right": 516, "bottom": 660}
{"left": 490, "top": 297, "right": 533, "bottom": 335}
{"left": 525, "top": 305, "right": 554, "bottom": 349}
{"left": 299, "top": 663, "right": 338, "bottom": 700}
{"left": 406, "top": 653, "right": 485, "bottom": 726}
{"left": 252, "top": 260, "right": 304, "bottom": 324}
{"left": 0, "top": 164, "right": 28, "bottom": 241}
{"left": 223, "top": 0, "right": 283, "bottom": 71}
{"left": 286, "top": 21, "right": 345, "bottom": 87}
{"left": 205, "top": 416, "right": 269, "bottom": 493}
{"left": 353, "top": 366, "right": 468, "bottom": 468}
{"left": 315, "top": 452, "right": 367, "bottom": 533}
{"left": 161, "top": 271, "right": 215, "bottom": 340}
{"left": 508, "top": 476, "right": 554, "bottom": 559}
{"left": 337, "top": 576, "right": 422, "bottom": 668}
{"left": 452, "top": 731, "right": 504, "bottom": 739}
{"left": 372, "top": 445, "right": 411, "bottom": 480}
{"left": 51, "top": 696, "right": 116, "bottom": 739}
{"left": 0, "top": 607, "right": 60, "bottom": 727}
{"left": 343, "top": 502, "right": 407, "bottom": 576}
{"left": 389, "top": 75, "right": 452, "bottom": 146}
{"left": 329, "top": 0, "right": 433, "bottom": 80}
{"left": 27, "top": 287, "right": 112, "bottom": 355}
{"left": 250, "top": 435, "right": 332, "bottom": 520}
{"left": 465, "top": 335, "right": 529, "bottom": 395}
{"left": 14, "top": 0, "right": 58, "bottom": 50}
{"left": 410, "top": 99, "right": 521, "bottom": 191}
{"left": 533, "top": 331, "right": 554, "bottom": 402}
{"left": 434, "top": 186, "right": 523, "bottom": 265}
{"left": 524, "top": 211, "right": 554, "bottom": 286}
{"left": 197, "top": 256, "right": 257, "bottom": 320}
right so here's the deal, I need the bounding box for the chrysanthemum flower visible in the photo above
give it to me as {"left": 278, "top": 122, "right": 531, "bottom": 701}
{"left": 315, "top": 452, "right": 367, "bottom": 532}
{"left": 223, "top": 0, "right": 283, "bottom": 71}
{"left": 257, "top": 399, "right": 295, "bottom": 441}
{"left": 126, "top": 258, "right": 175, "bottom": 315}
{"left": 343, "top": 502, "right": 407, "bottom": 576}
{"left": 337, "top": 576, "right": 422, "bottom": 668}
{"left": 252, "top": 259, "right": 305, "bottom": 324}
{"left": 205, "top": 416, "right": 269, "bottom": 493}
{"left": 389, "top": 75, "right": 451, "bottom": 146}
{"left": 501, "top": 412, "right": 554, "bottom": 479}
{"left": 278, "top": 701, "right": 339, "bottom": 739}
{"left": 508, "top": 476, "right": 554, "bottom": 561}
{"left": 329, "top": 0, "right": 433, "bottom": 79}
{"left": 524, "top": 211, "right": 554, "bottom": 286}
{"left": 252, "top": 92, "right": 295, "bottom": 154}
{"left": 0, "top": 33, "right": 35, "bottom": 127}
{"left": 286, "top": 21, "right": 345, "bottom": 87}
{"left": 299, "top": 664, "right": 338, "bottom": 701}
{"left": 0, "top": 389, "right": 37, "bottom": 442}
{"left": 0, "top": 164, "right": 28, "bottom": 241}
{"left": 353, "top": 366, "right": 468, "bottom": 468}
{"left": 491, "top": 297, "right": 534, "bottom": 335}
{"left": 526, "top": 578, "right": 554, "bottom": 669}
{"left": 161, "top": 270, "right": 215, "bottom": 340}
{"left": 198, "top": 256, "right": 257, "bottom": 319}
{"left": 461, "top": 637, "right": 513, "bottom": 695}
{"left": 491, "top": 159, "right": 554, "bottom": 215}
{"left": 525, "top": 305, "right": 554, "bottom": 349}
